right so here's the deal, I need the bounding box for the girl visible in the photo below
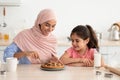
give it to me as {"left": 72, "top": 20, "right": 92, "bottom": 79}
{"left": 60, "top": 25, "right": 104, "bottom": 67}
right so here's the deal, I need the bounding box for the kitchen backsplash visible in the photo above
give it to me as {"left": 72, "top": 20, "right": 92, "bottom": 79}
{"left": 0, "top": 0, "right": 120, "bottom": 41}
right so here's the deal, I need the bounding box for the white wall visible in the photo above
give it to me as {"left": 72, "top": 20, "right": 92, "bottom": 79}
{"left": 0, "top": 0, "right": 120, "bottom": 40}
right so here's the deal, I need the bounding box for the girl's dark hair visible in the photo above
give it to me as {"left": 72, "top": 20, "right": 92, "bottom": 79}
{"left": 70, "top": 25, "right": 99, "bottom": 51}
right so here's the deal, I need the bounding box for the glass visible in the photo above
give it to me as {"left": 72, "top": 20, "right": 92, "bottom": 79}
{"left": 3, "top": 33, "right": 9, "bottom": 41}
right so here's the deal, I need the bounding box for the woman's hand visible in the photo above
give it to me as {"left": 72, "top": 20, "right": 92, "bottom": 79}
{"left": 49, "top": 54, "right": 64, "bottom": 65}
{"left": 49, "top": 54, "right": 58, "bottom": 62}
{"left": 25, "top": 51, "right": 39, "bottom": 59}
{"left": 14, "top": 51, "right": 39, "bottom": 60}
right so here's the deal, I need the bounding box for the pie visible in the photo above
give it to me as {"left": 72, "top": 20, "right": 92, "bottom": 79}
{"left": 41, "top": 62, "right": 64, "bottom": 69}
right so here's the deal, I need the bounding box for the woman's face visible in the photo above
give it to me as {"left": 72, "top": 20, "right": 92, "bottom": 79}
{"left": 71, "top": 33, "right": 89, "bottom": 51}
{"left": 40, "top": 19, "right": 56, "bottom": 36}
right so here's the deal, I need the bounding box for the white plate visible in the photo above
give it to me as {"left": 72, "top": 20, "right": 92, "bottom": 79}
{"left": 40, "top": 67, "right": 65, "bottom": 71}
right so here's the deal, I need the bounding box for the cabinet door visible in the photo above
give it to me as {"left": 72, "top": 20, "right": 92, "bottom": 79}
{"left": 0, "top": 0, "right": 21, "bottom": 6}
{"left": 100, "top": 46, "right": 120, "bottom": 67}
{"left": 0, "top": 51, "right": 3, "bottom": 62}
{"left": 0, "top": 46, "right": 7, "bottom": 62}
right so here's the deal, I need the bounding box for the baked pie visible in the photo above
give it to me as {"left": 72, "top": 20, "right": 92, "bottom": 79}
{"left": 41, "top": 62, "right": 64, "bottom": 69}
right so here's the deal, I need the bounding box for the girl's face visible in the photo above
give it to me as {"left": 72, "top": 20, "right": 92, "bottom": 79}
{"left": 40, "top": 19, "right": 56, "bottom": 36}
{"left": 71, "top": 33, "right": 89, "bottom": 51}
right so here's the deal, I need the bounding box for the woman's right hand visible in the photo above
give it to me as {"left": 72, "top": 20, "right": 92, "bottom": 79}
{"left": 14, "top": 51, "right": 39, "bottom": 60}
{"left": 24, "top": 51, "right": 39, "bottom": 59}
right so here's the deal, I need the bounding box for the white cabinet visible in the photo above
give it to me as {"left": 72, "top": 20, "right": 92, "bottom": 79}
{"left": 0, "top": 51, "right": 3, "bottom": 62}
{"left": 0, "top": 0, "right": 21, "bottom": 6}
{"left": 100, "top": 46, "right": 120, "bottom": 66}
{"left": 0, "top": 46, "right": 7, "bottom": 62}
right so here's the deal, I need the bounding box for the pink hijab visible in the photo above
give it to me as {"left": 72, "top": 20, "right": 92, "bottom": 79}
{"left": 14, "top": 9, "right": 57, "bottom": 64}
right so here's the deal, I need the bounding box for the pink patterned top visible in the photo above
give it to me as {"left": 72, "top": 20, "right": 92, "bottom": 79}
{"left": 66, "top": 47, "right": 96, "bottom": 60}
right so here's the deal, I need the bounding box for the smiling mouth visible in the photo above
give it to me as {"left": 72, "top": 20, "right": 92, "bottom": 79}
{"left": 43, "top": 31, "right": 50, "bottom": 36}
{"left": 46, "top": 31, "right": 50, "bottom": 34}
{"left": 74, "top": 46, "right": 78, "bottom": 48}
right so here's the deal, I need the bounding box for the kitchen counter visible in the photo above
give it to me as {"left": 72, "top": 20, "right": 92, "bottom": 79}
{"left": 100, "top": 39, "right": 120, "bottom": 47}
{"left": 0, "top": 40, "right": 10, "bottom": 46}
{"left": 0, "top": 64, "right": 120, "bottom": 80}
{"left": 0, "top": 39, "right": 120, "bottom": 47}
{"left": 58, "top": 39, "right": 120, "bottom": 47}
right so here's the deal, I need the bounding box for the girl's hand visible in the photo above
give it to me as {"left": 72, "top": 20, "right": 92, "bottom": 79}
{"left": 82, "top": 58, "right": 94, "bottom": 67}
{"left": 67, "top": 62, "right": 85, "bottom": 67}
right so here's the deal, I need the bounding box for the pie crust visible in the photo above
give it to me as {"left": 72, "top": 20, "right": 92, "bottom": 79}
{"left": 41, "top": 62, "right": 64, "bottom": 69}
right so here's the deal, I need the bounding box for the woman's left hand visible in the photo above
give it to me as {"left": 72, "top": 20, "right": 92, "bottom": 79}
{"left": 50, "top": 55, "right": 58, "bottom": 62}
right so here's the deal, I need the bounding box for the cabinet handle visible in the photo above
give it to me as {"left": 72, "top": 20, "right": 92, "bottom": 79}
{"left": 3, "top": 7, "right": 6, "bottom": 16}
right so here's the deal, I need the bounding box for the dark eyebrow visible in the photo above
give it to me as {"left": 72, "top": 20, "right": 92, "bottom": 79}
{"left": 53, "top": 24, "right": 56, "bottom": 27}
{"left": 45, "top": 22, "right": 50, "bottom": 25}
{"left": 45, "top": 22, "right": 56, "bottom": 26}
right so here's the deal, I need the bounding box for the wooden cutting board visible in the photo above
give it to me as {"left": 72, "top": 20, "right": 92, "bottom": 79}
{"left": 105, "top": 66, "right": 120, "bottom": 76}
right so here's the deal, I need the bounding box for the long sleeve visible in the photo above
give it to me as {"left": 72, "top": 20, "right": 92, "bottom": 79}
{"left": 3, "top": 42, "right": 31, "bottom": 64}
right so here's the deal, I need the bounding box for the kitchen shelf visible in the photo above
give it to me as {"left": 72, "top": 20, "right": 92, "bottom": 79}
{"left": 0, "top": 0, "right": 21, "bottom": 7}
{"left": 58, "top": 39, "right": 120, "bottom": 47}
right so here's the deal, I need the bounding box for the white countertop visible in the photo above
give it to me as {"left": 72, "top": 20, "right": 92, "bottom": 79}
{"left": 0, "top": 39, "right": 120, "bottom": 47}
{"left": 99, "top": 39, "right": 120, "bottom": 47}
{"left": 0, "top": 64, "right": 120, "bottom": 80}
{"left": 58, "top": 39, "right": 120, "bottom": 47}
{"left": 0, "top": 40, "right": 10, "bottom": 46}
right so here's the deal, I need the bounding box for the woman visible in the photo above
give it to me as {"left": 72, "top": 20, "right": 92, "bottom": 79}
{"left": 3, "top": 9, "right": 58, "bottom": 64}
